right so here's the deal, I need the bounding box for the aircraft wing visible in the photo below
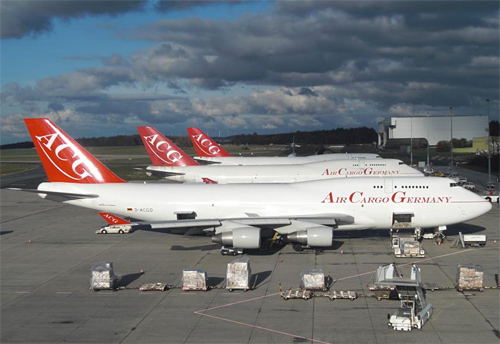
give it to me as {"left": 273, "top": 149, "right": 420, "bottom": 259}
{"left": 105, "top": 213, "right": 354, "bottom": 234}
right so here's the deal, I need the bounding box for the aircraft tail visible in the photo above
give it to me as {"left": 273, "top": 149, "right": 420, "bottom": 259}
{"left": 186, "top": 127, "right": 232, "bottom": 157}
{"left": 138, "top": 126, "right": 199, "bottom": 167}
{"left": 24, "top": 118, "right": 125, "bottom": 183}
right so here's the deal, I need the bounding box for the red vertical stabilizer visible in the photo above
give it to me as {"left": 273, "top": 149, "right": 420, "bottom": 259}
{"left": 24, "top": 118, "right": 125, "bottom": 183}
{"left": 186, "top": 127, "right": 232, "bottom": 157}
{"left": 138, "top": 126, "right": 198, "bottom": 166}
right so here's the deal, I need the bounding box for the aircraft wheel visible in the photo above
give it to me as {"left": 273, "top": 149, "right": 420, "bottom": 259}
{"left": 293, "top": 245, "right": 303, "bottom": 252}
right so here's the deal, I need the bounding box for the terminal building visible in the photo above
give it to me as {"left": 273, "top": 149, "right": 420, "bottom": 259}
{"left": 377, "top": 115, "right": 489, "bottom": 147}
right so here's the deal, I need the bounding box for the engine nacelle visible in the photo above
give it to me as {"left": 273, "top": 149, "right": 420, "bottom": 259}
{"left": 287, "top": 227, "right": 333, "bottom": 247}
{"left": 211, "top": 227, "right": 261, "bottom": 249}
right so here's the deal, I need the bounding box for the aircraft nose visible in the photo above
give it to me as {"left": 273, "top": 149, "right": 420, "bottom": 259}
{"left": 481, "top": 199, "right": 493, "bottom": 214}
{"left": 472, "top": 194, "right": 492, "bottom": 218}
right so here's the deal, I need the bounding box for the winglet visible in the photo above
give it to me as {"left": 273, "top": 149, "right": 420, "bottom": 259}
{"left": 138, "top": 126, "right": 198, "bottom": 166}
{"left": 98, "top": 212, "right": 131, "bottom": 225}
{"left": 187, "top": 127, "right": 232, "bottom": 157}
{"left": 202, "top": 177, "right": 218, "bottom": 184}
{"left": 24, "top": 118, "right": 125, "bottom": 183}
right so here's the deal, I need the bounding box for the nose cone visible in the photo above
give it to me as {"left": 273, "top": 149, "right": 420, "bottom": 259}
{"left": 469, "top": 192, "right": 493, "bottom": 219}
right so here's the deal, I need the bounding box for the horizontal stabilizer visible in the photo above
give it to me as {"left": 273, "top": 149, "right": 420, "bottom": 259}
{"left": 144, "top": 168, "right": 185, "bottom": 177}
{"left": 7, "top": 188, "right": 99, "bottom": 200}
{"left": 99, "top": 212, "right": 131, "bottom": 225}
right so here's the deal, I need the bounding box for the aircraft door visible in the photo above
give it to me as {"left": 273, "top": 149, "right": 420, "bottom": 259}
{"left": 384, "top": 179, "right": 393, "bottom": 193}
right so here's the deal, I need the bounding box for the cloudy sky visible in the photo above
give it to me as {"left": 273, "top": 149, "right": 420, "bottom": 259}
{"left": 1, "top": 0, "right": 498, "bottom": 144}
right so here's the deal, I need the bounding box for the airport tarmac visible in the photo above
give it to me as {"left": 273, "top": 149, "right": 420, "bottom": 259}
{"left": 1, "top": 173, "right": 499, "bottom": 343}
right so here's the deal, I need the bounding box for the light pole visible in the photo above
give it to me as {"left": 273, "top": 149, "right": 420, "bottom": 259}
{"left": 426, "top": 112, "right": 430, "bottom": 169}
{"left": 410, "top": 116, "right": 413, "bottom": 166}
{"left": 487, "top": 99, "right": 491, "bottom": 190}
{"left": 450, "top": 107, "right": 453, "bottom": 175}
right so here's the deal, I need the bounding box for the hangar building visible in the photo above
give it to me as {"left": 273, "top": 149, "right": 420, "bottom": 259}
{"left": 377, "top": 115, "right": 489, "bottom": 147}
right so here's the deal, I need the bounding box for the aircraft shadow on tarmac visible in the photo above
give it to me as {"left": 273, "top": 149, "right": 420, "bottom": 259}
{"left": 170, "top": 244, "right": 220, "bottom": 251}
{"left": 445, "top": 223, "right": 487, "bottom": 236}
{"left": 250, "top": 270, "right": 272, "bottom": 289}
{"left": 118, "top": 272, "right": 144, "bottom": 287}
{"left": 0, "top": 231, "right": 14, "bottom": 236}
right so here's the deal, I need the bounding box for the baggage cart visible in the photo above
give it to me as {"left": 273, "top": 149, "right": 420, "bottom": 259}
{"left": 139, "top": 283, "right": 169, "bottom": 291}
{"left": 226, "top": 257, "right": 251, "bottom": 291}
{"left": 323, "top": 290, "right": 357, "bottom": 301}
{"left": 456, "top": 264, "right": 484, "bottom": 292}
{"left": 182, "top": 269, "right": 208, "bottom": 291}
{"left": 90, "top": 261, "right": 121, "bottom": 291}
{"left": 300, "top": 269, "right": 327, "bottom": 291}
{"left": 280, "top": 288, "right": 313, "bottom": 300}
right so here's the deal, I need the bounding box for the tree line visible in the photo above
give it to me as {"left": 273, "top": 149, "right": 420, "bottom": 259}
{"left": 1, "top": 127, "right": 378, "bottom": 149}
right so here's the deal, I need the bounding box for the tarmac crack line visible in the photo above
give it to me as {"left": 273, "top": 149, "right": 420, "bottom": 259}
{"left": 246, "top": 249, "right": 282, "bottom": 344}
{"left": 348, "top": 236, "right": 379, "bottom": 344}
{"left": 0, "top": 204, "right": 66, "bottom": 225}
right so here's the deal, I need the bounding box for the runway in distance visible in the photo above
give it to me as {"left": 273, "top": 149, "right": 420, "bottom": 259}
{"left": 140, "top": 126, "right": 421, "bottom": 184}
{"left": 187, "top": 127, "right": 381, "bottom": 165}
{"left": 12, "top": 118, "right": 491, "bottom": 253}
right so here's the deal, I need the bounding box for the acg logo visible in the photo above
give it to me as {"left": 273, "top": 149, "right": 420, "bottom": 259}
{"left": 36, "top": 132, "right": 92, "bottom": 181}
{"left": 191, "top": 134, "right": 220, "bottom": 156}
{"left": 143, "top": 134, "right": 183, "bottom": 165}
{"left": 102, "top": 213, "right": 119, "bottom": 224}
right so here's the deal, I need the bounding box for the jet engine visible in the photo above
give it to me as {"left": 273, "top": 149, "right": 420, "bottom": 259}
{"left": 211, "top": 227, "right": 261, "bottom": 249}
{"left": 287, "top": 227, "right": 333, "bottom": 247}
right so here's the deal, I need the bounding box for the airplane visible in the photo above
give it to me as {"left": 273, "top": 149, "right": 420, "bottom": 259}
{"left": 12, "top": 118, "right": 492, "bottom": 255}
{"left": 187, "top": 127, "right": 381, "bottom": 165}
{"left": 139, "top": 126, "right": 422, "bottom": 184}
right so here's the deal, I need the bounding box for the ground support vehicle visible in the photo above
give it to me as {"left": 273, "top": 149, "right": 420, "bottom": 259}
{"left": 391, "top": 233, "right": 425, "bottom": 258}
{"left": 95, "top": 224, "right": 132, "bottom": 234}
{"left": 483, "top": 195, "right": 499, "bottom": 204}
{"left": 220, "top": 246, "right": 243, "bottom": 256}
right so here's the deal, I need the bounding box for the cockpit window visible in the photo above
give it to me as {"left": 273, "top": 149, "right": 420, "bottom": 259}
{"left": 450, "top": 183, "right": 458, "bottom": 187}
{"left": 399, "top": 162, "right": 404, "bottom": 165}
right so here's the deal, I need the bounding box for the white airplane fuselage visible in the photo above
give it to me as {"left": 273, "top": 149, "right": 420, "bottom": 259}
{"left": 147, "top": 159, "right": 422, "bottom": 183}
{"left": 38, "top": 177, "right": 491, "bottom": 231}
{"left": 195, "top": 153, "right": 381, "bottom": 165}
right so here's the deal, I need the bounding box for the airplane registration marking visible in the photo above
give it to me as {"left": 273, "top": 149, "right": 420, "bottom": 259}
{"left": 134, "top": 208, "right": 154, "bottom": 212}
